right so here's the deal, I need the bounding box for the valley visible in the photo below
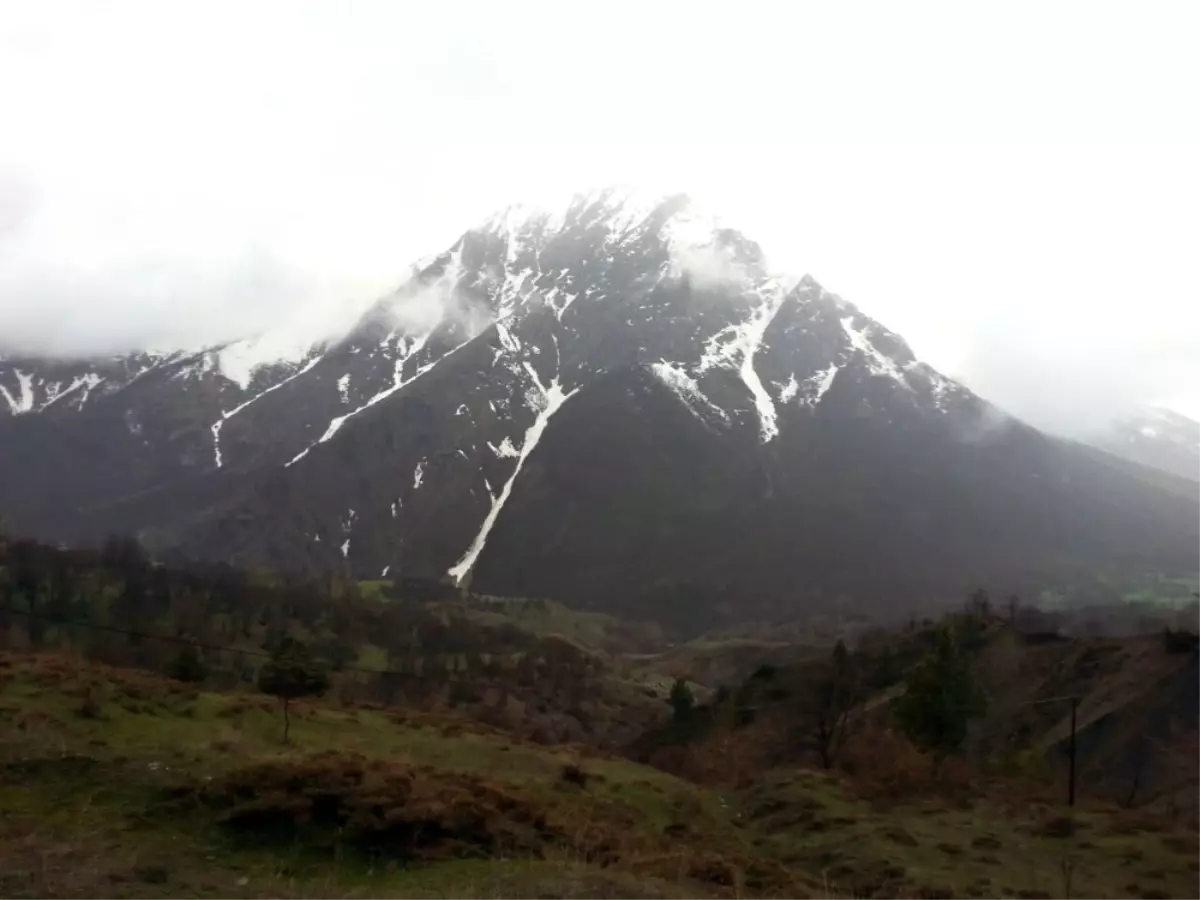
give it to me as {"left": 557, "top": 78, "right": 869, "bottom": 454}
{"left": 4, "top": 4, "right": 1197, "bottom": 896}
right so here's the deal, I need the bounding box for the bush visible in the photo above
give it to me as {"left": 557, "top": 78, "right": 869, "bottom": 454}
{"left": 175, "top": 751, "right": 551, "bottom": 859}
{"left": 560, "top": 763, "right": 589, "bottom": 788}
{"left": 669, "top": 678, "right": 694, "bottom": 721}
{"left": 164, "top": 644, "right": 207, "bottom": 683}
{"left": 1162, "top": 628, "right": 1199, "bottom": 654}
{"left": 840, "top": 725, "right": 932, "bottom": 800}
{"left": 750, "top": 663, "right": 776, "bottom": 681}
{"left": 171, "top": 751, "right": 689, "bottom": 872}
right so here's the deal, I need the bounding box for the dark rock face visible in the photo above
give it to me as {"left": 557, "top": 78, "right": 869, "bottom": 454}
{"left": 1, "top": 189, "right": 1196, "bottom": 628}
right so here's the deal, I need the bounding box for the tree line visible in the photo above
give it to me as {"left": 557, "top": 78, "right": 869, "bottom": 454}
{"left": 0, "top": 530, "right": 603, "bottom": 738}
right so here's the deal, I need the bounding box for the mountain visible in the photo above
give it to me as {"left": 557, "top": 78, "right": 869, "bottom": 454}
{"left": 1, "top": 188, "right": 1196, "bottom": 629}
{"left": 1085, "top": 406, "right": 1199, "bottom": 482}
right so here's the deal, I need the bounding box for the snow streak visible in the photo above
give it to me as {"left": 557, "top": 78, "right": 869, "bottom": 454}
{"left": 650, "top": 361, "right": 729, "bottom": 424}
{"left": 210, "top": 355, "right": 323, "bottom": 469}
{"left": 778, "top": 373, "right": 799, "bottom": 404}
{"left": 840, "top": 316, "right": 907, "bottom": 382}
{"left": 486, "top": 436, "right": 520, "bottom": 458}
{"left": 801, "top": 363, "right": 839, "bottom": 409}
{"left": 286, "top": 333, "right": 469, "bottom": 468}
{"left": 697, "top": 282, "right": 791, "bottom": 441}
{"left": 0, "top": 370, "right": 35, "bottom": 414}
{"left": 40, "top": 373, "right": 105, "bottom": 411}
{"left": 447, "top": 364, "right": 579, "bottom": 586}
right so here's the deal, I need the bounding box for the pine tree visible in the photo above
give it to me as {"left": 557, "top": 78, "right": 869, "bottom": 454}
{"left": 165, "top": 643, "right": 208, "bottom": 683}
{"left": 894, "top": 627, "right": 987, "bottom": 761}
{"left": 257, "top": 637, "right": 330, "bottom": 742}
{"left": 669, "top": 677, "right": 694, "bottom": 721}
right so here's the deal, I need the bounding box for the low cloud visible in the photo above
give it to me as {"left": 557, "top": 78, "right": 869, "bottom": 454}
{"left": 670, "top": 242, "right": 746, "bottom": 290}
{"left": 0, "top": 249, "right": 378, "bottom": 358}
{"left": 375, "top": 250, "right": 496, "bottom": 341}
{"left": 0, "top": 172, "right": 35, "bottom": 243}
{"left": 953, "top": 324, "right": 1199, "bottom": 436}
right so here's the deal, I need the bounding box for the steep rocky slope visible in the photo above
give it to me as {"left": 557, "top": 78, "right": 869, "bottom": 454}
{"left": 1, "top": 189, "right": 1195, "bottom": 627}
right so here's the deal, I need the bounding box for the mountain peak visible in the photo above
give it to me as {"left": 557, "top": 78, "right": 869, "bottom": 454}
{"left": 1, "top": 187, "right": 1196, "bottom": 628}
{"left": 473, "top": 186, "right": 737, "bottom": 260}
{"left": 480, "top": 185, "right": 692, "bottom": 234}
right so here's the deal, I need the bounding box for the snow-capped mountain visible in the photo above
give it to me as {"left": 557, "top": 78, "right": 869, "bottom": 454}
{"left": 1087, "top": 407, "right": 1200, "bottom": 482}
{"left": 1, "top": 188, "right": 1196, "bottom": 629}
{"left": 0, "top": 351, "right": 180, "bottom": 416}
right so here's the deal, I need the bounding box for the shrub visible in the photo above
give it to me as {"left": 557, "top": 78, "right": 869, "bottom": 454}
{"left": 841, "top": 725, "right": 931, "bottom": 799}
{"left": 164, "top": 644, "right": 208, "bottom": 683}
{"left": 750, "top": 663, "right": 777, "bottom": 681}
{"left": 1163, "top": 628, "right": 1199, "bottom": 654}
{"left": 560, "top": 763, "right": 589, "bottom": 788}
{"left": 669, "top": 678, "right": 694, "bottom": 721}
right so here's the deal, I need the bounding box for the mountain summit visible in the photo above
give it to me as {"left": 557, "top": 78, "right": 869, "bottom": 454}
{"left": 1, "top": 189, "right": 1196, "bottom": 628}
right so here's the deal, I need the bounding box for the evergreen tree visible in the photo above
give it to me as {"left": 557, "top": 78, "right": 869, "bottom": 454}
{"left": 257, "top": 637, "right": 330, "bottom": 742}
{"left": 894, "top": 627, "right": 987, "bottom": 761}
{"left": 165, "top": 644, "right": 208, "bottom": 683}
{"left": 669, "top": 677, "right": 694, "bottom": 721}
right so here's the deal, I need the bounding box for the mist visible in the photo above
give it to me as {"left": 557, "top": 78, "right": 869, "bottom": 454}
{"left": 1, "top": 0, "right": 1196, "bottom": 429}
{"left": 953, "top": 326, "right": 1199, "bottom": 438}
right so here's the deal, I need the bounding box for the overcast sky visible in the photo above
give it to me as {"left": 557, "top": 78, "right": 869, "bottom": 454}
{"left": 1, "top": 0, "right": 1197, "bottom": 432}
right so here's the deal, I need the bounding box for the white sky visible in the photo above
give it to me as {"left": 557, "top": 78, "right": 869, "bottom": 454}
{"left": 0, "top": 0, "right": 1197, "bottom": 431}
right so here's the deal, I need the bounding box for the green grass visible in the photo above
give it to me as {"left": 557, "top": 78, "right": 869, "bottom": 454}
{"left": 739, "top": 768, "right": 1199, "bottom": 899}
{"left": 0, "top": 653, "right": 761, "bottom": 898}
{"left": 2, "top": 652, "right": 1196, "bottom": 899}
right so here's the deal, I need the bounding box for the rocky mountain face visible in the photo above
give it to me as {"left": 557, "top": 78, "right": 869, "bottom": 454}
{"left": 1086, "top": 407, "right": 1199, "bottom": 482}
{"left": 1, "top": 189, "right": 1196, "bottom": 630}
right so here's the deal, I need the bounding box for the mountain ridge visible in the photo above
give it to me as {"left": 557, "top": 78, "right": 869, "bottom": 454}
{"left": 0, "top": 188, "right": 1195, "bottom": 628}
{"left": 1085, "top": 405, "right": 1199, "bottom": 482}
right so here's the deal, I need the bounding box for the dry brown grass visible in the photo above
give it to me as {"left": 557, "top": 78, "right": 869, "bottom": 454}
{"left": 159, "top": 749, "right": 818, "bottom": 897}
{"left": 0, "top": 821, "right": 410, "bottom": 899}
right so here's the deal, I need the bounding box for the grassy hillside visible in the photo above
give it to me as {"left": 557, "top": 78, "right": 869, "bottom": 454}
{"left": 3, "top": 651, "right": 1198, "bottom": 899}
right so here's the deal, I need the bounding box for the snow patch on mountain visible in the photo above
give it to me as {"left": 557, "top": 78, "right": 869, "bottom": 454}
{"left": 916, "top": 364, "right": 956, "bottom": 415}
{"left": 41, "top": 373, "right": 105, "bottom": 411}
{"left": 697, "top": 280, "right": 793, "bottom": 441}
{"left": 218, "top": 338, "right": 294, "bottom": 390}
{"left": 650, "top": 361, "right": 729, "bottom": 424}
{"left": 211, "top": 354, "right": 324, "bottom": 469}
{"left": 840, "top": 315, "right": 907, "bottom": 383}
{"left": 448, "top": 358, "right": 579, "bottom": 586}
{"left": 0, "top": 385, "right": 16, "bottom": 414}
{"left": 285, "top": 332, "right": 465, "bottom": 467}
{"left": 1, "top": 370, "right": 36, "bottom": 414}
{"left": 487, "top": 436, "right": 520, "bottom": 458}
{"left": 801, "top": 364, "right": 839, "bottom": 409}
{"left": 777, "top": 373, "right": 799, "bottom": 404}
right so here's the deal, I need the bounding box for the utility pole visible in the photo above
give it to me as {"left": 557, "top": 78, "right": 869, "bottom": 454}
{"left": 1024, "top": 694, "right": 1081, "bottom": 807}
{"left": 1068, "top": 695, "right": 1078, "bottom": 807}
